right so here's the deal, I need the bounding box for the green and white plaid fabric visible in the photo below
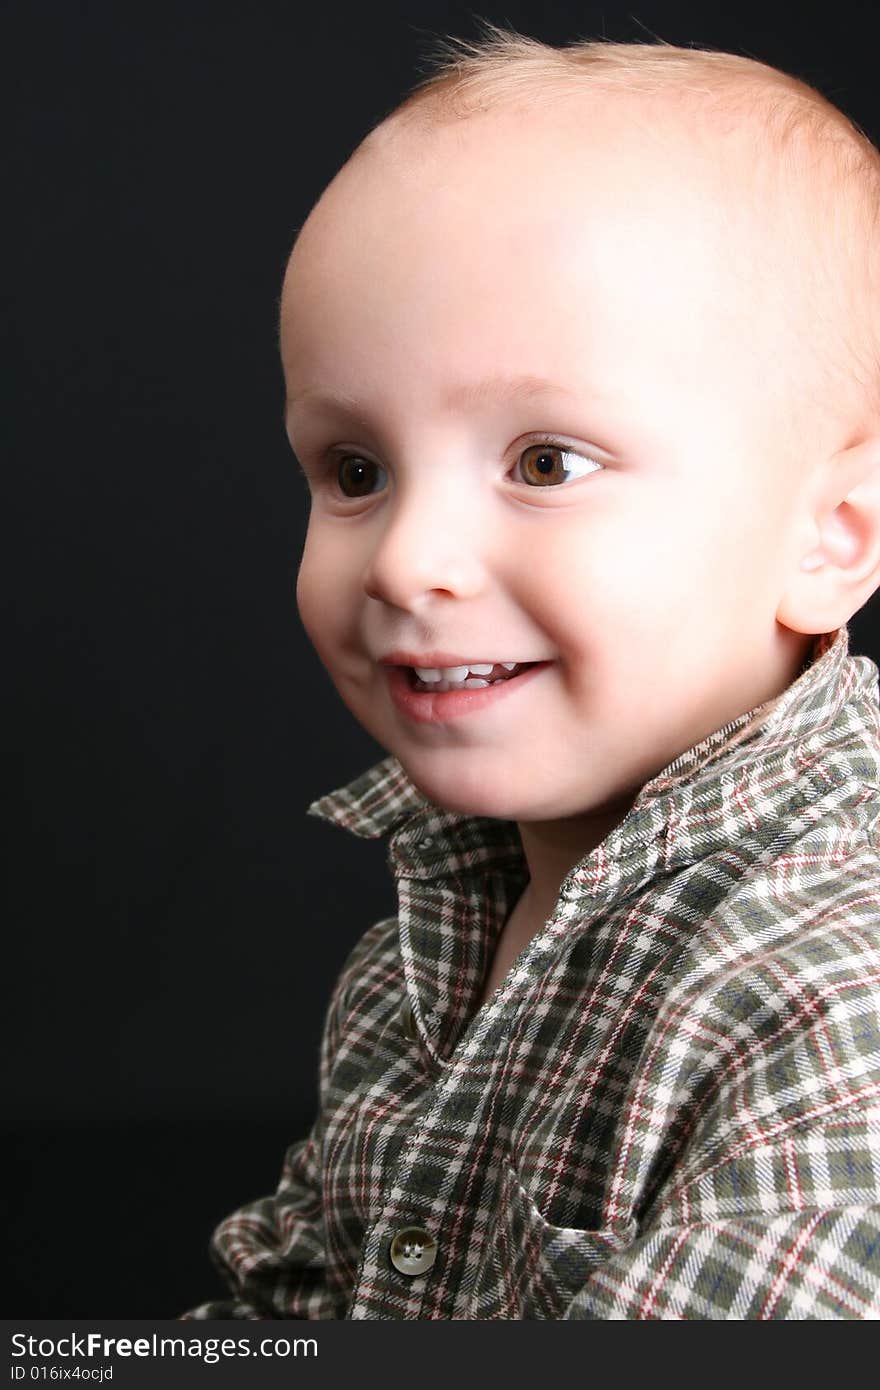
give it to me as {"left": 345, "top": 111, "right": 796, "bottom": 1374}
{"left": 185, "top": 626, "right": 880, "bottom": 1319}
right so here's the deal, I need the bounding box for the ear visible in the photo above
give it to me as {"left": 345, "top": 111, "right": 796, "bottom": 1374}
{"left": 777, "top": 435, "right": 880, "bottom": 636}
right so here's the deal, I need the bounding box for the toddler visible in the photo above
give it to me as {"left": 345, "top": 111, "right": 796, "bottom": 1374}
{"left": 185, "top": 24, "right": 880, "bottom": 1318}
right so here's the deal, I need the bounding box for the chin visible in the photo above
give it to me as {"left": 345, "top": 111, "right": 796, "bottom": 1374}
{"left": 397, "top": 755, "right": 528, "bottom": 823}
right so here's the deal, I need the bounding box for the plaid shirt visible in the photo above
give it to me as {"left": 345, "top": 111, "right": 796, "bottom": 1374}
{"left": 185, "top": 625, "right": 880, "bottom": 1319}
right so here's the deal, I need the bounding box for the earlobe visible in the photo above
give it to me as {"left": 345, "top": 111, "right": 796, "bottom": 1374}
{"left": 777, "top": 434, "right": 880, "bottom": 635}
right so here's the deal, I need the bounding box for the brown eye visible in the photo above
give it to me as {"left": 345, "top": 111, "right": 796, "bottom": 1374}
{"left": 515, "top": 442, "right": 604, "bottom": 488}
{"left": 336, "top": 455, "right": 385, "bottom": 498}
{"left": 518, "top": 444, "right": 568, "bottom": 486}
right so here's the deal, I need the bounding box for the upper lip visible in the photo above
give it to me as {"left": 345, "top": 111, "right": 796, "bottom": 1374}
{"left": 380, "top": 650, "right": 540, "bottom": 667}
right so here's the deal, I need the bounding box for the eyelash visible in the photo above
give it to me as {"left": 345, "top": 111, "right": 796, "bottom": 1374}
{"left": 309, "top": 437, "right": 604, "bottom": 500}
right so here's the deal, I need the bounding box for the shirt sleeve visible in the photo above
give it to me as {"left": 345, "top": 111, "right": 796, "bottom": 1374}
{"left": 179, "top": 940, "right": 353, "bottom": 1320}
{"left": 563, "top": 1110, "right": 880, "bottom": 1319}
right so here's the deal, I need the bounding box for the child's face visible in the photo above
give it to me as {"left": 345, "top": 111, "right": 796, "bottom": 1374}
{"left": 283, "top": 102, "right": 816, "bottom": 825}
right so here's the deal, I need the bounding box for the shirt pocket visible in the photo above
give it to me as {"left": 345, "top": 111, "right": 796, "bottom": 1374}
{"left": 465, "top": 1155, "right": 636, "bottom": 1319}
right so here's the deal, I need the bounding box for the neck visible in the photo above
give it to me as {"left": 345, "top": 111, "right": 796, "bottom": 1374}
{"left": 514, "top": 629, "right": 821, "bottom": 923}
{"left": 515, "top": 794, "right": 638, "bottom": 926}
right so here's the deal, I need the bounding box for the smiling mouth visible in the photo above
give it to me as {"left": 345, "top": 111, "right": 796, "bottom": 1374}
{"left": 407, "top": 661, "right": 537, "bottom": 692}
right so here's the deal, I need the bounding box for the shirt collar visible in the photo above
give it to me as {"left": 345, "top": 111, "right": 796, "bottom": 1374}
{"left": 307, "top": 749, "right": 431, "bottom": 840}
{"left": 307, "top": 626, "right": 880, "bottom": 874}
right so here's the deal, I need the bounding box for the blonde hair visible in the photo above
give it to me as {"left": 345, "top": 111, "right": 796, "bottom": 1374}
{"left": 358, "top": 19, "right": 880, "bottom": 446}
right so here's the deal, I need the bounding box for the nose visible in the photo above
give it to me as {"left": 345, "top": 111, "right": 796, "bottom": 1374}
{"left": 362, "top": 482, "right": 487, "bottom": 610}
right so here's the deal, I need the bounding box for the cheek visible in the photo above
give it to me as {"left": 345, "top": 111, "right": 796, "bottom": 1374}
{"left": 517, "top": 501, "right": 697, "bottom": 661}
{"left": 294, "top": 546, "right": 320, "bottom": 643}
{"left": 512, "top": 516, "right": 627, "bottom": 632}
{"left": 295, "top": 528, "right": 349, "bottom": 649}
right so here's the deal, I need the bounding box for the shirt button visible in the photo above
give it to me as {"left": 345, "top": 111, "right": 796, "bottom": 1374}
{"left": 389, "top": 1226, "right": 438, "bottom": 1276}
{"left": 420, "top": 837, "right": 433, "bottom": 848}
{"left": 400, "top": 997, "right": 418, "bottom": 1039}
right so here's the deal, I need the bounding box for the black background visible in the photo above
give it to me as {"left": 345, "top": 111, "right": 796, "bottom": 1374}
{"left": 6, "top": 0, "right": 880, "bottom": 1316}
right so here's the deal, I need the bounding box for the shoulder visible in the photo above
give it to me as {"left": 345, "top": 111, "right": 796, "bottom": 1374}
{"left": 319, "top": 914, "right": 402, "bottom": 1083}
{"left": 333, "top": 913, "right": 401, "bottom": 1011}
{"left": 643, "top": 853, "right": 880, "bottom": 1167}
{"left": 675, "top": 838, "right": 880, "bottom": 1028}
{"left": 638, "top": 846, "right": 880, "bottom": 1131}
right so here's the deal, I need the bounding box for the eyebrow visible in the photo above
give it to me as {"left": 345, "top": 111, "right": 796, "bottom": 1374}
{"left": 283, "top": 373, "right": 580, "bottom": 425}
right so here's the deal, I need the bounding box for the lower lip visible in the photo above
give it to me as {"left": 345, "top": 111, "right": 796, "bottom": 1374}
{"left": 384, "top": 662, "right": 553, "bottom": 724}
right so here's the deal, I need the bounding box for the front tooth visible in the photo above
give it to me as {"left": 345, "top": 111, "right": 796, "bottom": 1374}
{"left": 501, "top": 662, "right": 516, "bottom": 670}
{"left": 468, "top": 664, "right": 493, "bottom": 676}
{"left": 440, "top": 665, "right": 470, "bottom": 681}
{"left": 414, "top": 667, "right": 443, "bottom": 681}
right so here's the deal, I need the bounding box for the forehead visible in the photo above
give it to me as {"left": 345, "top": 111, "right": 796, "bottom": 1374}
{"left": 290, "top": 101, "right": 733, "bottom": 270}
{"left": 281, "top": 99, "right": 775, "bottom": 430}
